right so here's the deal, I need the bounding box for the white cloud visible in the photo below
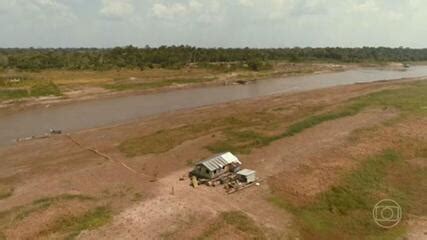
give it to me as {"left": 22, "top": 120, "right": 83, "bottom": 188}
{"left": 349, "top": 0, "right": 403, "bottom": 22}
{"left": 239, "top": 0, "right": 255, "bottom": 7}
{"left": 100, "top": 0, "right": 134, "bottom": 19}
{"left": 35, "top": 0, "right": 77, "bottom": 23}
{"left": 152, "top": 2, "right": 188, "bottom": 19}
{"left": 1, "top": 0, "right": 427, "bottom": 48}
{"left": 1, "top": 0, "right": 77, "bottom": 26}
{"left": 0, "top": 1, "right": 16, "bottom": 13}
{"left": 189, "top": 0, "right": 202, "bottom": 11}
{"left": 151, "top": 0, "right": 223, "bottom": 23}
{"left": 352, "top": 0, "right": 379, "bottom": 13}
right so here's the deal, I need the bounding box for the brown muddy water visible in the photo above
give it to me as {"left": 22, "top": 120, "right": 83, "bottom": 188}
{"left": 1, "top": 66, "right": 427, "bottom": 146}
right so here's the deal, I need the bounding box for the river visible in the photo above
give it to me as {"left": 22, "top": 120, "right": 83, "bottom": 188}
{"left": 1, "top": 66, "right": 427, "bottom": 146}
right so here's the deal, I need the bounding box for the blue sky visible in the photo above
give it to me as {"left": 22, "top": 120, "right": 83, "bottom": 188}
{"left": 0, "top": 0, "right": 426, "bottom": 48}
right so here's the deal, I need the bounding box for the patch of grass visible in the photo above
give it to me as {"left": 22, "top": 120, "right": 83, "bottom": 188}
{"left": 356, "top": 82, "right": 427, "bottom": 115}
{"left": 196, "top": 211, "right": 266, "bottom": 240}
{"left": 205, "top": 104, "right": 365, "bottom": 154}
{"left": 119, "top": 124, "right": 213, "bottom": 157}
{"left": 322, "top": 150, "right": 400, "bottom": 212}
{"left": 0, "top": 194, "right": 94, "bottom": 227}
{"left": 131, "top": 192, "right": 144, "bottom": 202}
{"left": 32, "top": 194, "right": 94, "bottom": 206}
{"left": 18, "top": 194, "right": 93, "bottom": 221}
{"left": 119, "top": 111, "right": 286, "bottom": 157}
{"left": 0, "top": 79, "right": 62, "bottom": 100}
{"left": 0, "top": 89, "right": 29, "bottom": 100}
{"left": 282, "top": 103, "right": 366, "bottom": 137}
{"left": 207, "top": 130, "right": 272, "bottom": 154}
{"left": 268, "top": 195, "right": 297, "bottom": 214}
{"left": 43, "top": 206, "right": 112, "bottom": 239}
{"left": 119, "top": 116, "right": 248, "bottom": 157}
{"left": 30, "top": 81, "right": 61, "bottom": 97}
{"left": 270, "top": 149, "right": 424, "bottom": 239}
{"left": 386, "top": 144, "right": 427, "bottom": 216}
{"left": 104, "top": 77, "right": 215, "bottom": 91}
{"left": 208, "top": 81, "right": 427, "bottom": 154}
{"left": 205, "top": 101, "right": 366, "bottom": 154}
{"left": 221, "top": 211, "right": 266, "bottom": 238}
{"left": 0, "top": 184, "right": 13, "bottom": 200}
{"left": 0, "top": 76, "right": 31, "bottom": 87}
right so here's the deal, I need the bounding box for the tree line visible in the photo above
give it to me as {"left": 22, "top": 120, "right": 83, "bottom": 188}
{"left": 0, "top": 46, "right": 426, "bottom": 71}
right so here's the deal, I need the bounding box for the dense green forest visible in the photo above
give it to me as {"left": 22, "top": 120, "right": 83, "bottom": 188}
{"left": 1, "top": 46, "right": 426, "bottom": 71}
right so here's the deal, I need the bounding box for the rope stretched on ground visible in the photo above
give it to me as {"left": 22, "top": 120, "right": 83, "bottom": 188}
{"left": 65, "top": 134, "right": 137, "bottom": 174}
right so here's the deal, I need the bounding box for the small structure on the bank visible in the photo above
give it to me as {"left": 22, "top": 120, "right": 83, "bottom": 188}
{"left": 189, "top": 152, "right": 257, "bottom": 193}
{"left": 236, "top": 169, "right": 256, "bottom": 183}
{"left": 190, "top": 152, "right": 241, "bottom": 180}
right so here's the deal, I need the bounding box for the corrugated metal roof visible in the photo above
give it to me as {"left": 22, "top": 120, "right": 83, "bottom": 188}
{"left": 198, "top": 152, "right": 241, "bottom": 171}
{"left": 237, "top": 169, "right": 256, "bottom": 176}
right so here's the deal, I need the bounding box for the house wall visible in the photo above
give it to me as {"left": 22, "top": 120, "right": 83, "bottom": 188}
{"left": 193, "top": 165, "right": 230, "bottom": 179}
{"left": 193, "top": 165, "right": 213, "bottom": 179}
{"left": 211, "top": 166, "right": 228, "bottom": 179}
{"left": 193, "top": 163, "right": 239, "bottom": 179}
{"left": 246, "top": 173, "right": 256, "bottom": 183}
{"left": 238, "top": 172, "right": 256, "bottom": 183}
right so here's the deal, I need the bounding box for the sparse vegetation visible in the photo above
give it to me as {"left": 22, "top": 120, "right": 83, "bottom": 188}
{"left": 270, "top": 146, "right": 426, "bottom": 240}
{"left": 120, "top": 81, "right": 427, "bottom": 157}
{"left": 29, "top": 81, "right": 61, "bottom": 97}
{"left": 41, "top": 206, "right": 112, "bottom": 239}
{"left": 132, "top": 192, "right": 144, "bottom": 202}
{"left": 196, "top": 211, "right": 266, "bottom": 240}
{"left": 207, "top": 129, "right": 272, "bottom": 154}
{"left": 0, "top": 89, "right": 28, "bottom": 100}
{"left": 119, "top": 116, "right": 252, "bottom": 157}
{"left": 120, "top": 125, "right": 210, "bottom": 157}
{"left": 0, "top": 184, "right": 13, "bottom": 200}
{"left": 0, "top": 79, "right": 61, "bottom": 100}
{"left": 208, "top": 81, "right": 427, "bottom": 153}
{"left": 0, "top": 194, "right": 95, "bottom": 238}
{"left": 104, "top": 77, "right": 215, "bottom": 91}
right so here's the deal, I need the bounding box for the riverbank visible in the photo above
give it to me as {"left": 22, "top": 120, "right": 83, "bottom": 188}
{"left": 0, "top": 78, "right": 425, "bottom": 239}
{"left": 0, "top": 62, "right": 396, "bottom": 114}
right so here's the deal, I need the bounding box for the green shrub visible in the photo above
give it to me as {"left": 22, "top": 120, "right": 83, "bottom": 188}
{"left": 54, "top": 207, "right": 111, "bottom": 239}
{"left": 30, "top": 81, "right": 61, "bottom": 97}
{"left": 0, "top": 89, "right": 29, "bottom": 100}
{"left": 0, "top": 185, "right": 13, "bottom": 200}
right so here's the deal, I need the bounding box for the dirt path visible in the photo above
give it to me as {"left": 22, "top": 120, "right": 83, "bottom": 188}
{"left": 79, "top": 168, "right": 292, "bottom": 240}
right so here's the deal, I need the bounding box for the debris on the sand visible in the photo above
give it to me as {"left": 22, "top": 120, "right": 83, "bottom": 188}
{"left": 234, "top": 80, "right": 249, "bottom": 85}
{"left": 15, "top": 129, "right": 63, "bottom": 143}
{"left": 49, "top": 129, "right": 62, "bottom": 135}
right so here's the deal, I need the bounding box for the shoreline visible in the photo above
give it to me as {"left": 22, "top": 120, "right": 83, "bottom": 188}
{"left": 0, "top": 62, "right": 409, "bottom": 116}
